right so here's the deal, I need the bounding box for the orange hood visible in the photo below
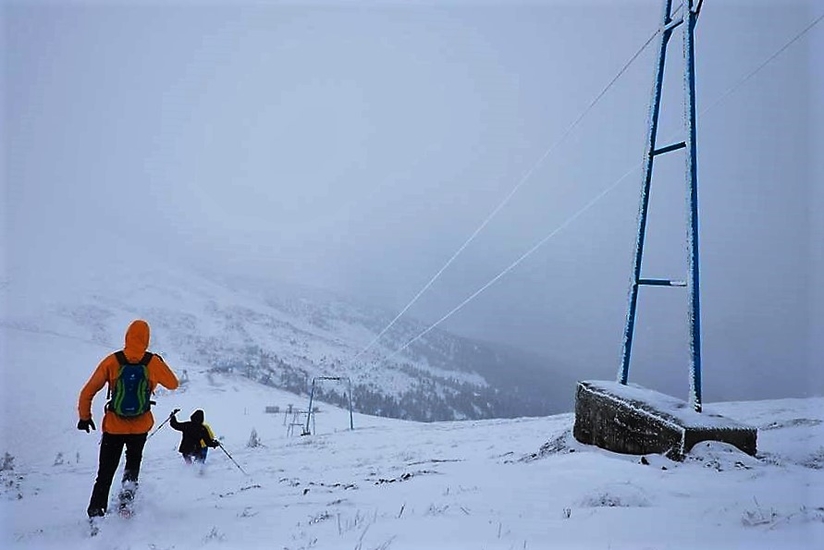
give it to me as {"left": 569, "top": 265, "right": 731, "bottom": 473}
{"left": 124, "top": 319, "right": 150, "bottom": 361}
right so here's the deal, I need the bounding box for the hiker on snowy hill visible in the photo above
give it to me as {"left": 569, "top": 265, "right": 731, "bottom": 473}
{"left": 170, "top": 408, "right": 219, "bottom": 464}
{"left": 77, "top": 319, "right": 180, "bottom": 519}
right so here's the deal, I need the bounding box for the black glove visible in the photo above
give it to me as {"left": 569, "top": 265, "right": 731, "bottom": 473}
{"left": 77, "top": 418, "right": 96, "bottom": 433}
{"left": 209, "top": 440, "right": 219, "bottom": 448}
{"left": 170, "top": 408, "right": 180, "bottom": 418}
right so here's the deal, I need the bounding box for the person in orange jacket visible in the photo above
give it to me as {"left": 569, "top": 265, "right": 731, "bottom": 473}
{"left": 77, "top": 319, "right": 179, "bottom": 518}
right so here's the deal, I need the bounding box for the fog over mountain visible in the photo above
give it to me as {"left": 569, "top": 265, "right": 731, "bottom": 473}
{"left": 4, "top": 0, "right": 823, "bottom": 409}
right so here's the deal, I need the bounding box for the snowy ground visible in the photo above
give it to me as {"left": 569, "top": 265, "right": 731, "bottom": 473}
{"left": 2, "top": 361, "right": 823, "bottom": 550}
{"left": 1, "top": 322, "right": 822, "bottom": 549}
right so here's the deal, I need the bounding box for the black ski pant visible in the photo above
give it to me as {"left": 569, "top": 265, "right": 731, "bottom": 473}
{"left": 87, "top": 432, "right": 147, "bottom": 517}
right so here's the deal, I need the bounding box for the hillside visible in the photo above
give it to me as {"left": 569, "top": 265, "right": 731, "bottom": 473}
{"left": 2, "top": 296, "right": 822, "bottom": 548}
{"left": 0, "top": 265, "right": 577, "bottom": 432}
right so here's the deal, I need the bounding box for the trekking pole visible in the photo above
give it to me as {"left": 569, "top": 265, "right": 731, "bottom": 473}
{"left": 217, "top": 442, "right": 248, "bottom": 475}
{"left": 147, "top": 408, "right": 179, "bottom": 440}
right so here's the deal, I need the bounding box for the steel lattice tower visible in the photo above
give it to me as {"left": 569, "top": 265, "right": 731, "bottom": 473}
{"left": 618, "top": 0, "right": 705, "bottom": 412}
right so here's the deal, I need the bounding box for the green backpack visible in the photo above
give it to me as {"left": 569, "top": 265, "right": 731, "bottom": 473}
{"left": 109, "top": 352, "right": 153, "bottom": 417}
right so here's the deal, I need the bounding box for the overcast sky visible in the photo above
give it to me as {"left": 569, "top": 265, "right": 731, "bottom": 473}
{"left": 4, "top": 0, "right": 823, "bottom": 403}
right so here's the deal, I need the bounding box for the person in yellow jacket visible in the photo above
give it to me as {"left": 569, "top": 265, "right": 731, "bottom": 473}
{"left": 77, "top": 319, "right": 179, "bottom": 518}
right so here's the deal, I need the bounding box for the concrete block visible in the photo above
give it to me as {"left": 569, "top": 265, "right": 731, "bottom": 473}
{"left": 573, "top": 380, "right": 757, "bottom": 460}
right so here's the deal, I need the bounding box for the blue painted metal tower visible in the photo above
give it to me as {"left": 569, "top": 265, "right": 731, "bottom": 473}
{"left": 618, "top": 0, "right": 705, "bottom": 411}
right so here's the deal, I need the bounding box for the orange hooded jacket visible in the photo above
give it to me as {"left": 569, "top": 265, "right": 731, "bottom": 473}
{"left": 78, "top": 319, "right": 179, "bottom": 434}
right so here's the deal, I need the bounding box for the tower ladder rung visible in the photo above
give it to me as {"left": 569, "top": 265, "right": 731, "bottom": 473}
{"left": 651, "top": 141, "right": 686, "bottom": 156}
{"left": 664, "top": 17, "right": 685, "bottom": 32}
{"left": 638, "top": 278, "right": 687, "bottom": 287}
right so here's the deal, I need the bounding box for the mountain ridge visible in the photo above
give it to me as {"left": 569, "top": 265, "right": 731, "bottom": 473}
{"left": 2, "top": 265, "right": 577, "bottom": 423}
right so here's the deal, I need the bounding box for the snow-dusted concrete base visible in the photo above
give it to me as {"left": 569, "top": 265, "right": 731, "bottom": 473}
{"left": 573, "top": 380, "right": 757, "bottom": 460}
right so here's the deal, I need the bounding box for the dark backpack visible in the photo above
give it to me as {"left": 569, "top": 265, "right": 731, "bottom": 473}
{"left": 109, "top": 351, "right": 153, "bottom": 417}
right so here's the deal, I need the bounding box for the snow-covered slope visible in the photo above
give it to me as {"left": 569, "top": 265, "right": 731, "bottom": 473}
{"left": 2, "top": 364, "right": 822, "bottom": 549}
